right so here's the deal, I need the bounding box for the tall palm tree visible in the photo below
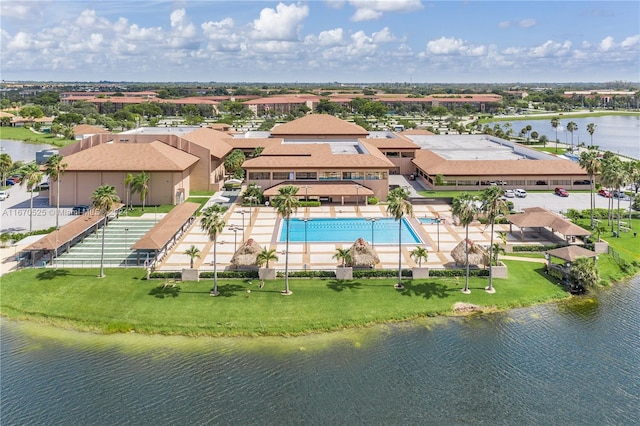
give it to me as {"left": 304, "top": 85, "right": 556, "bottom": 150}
{"left": 91, "top": 185, "right": 120, "bottom": 278}
{"left": 586, "top": 123, "right": 597, "bottom": 147}
{"left": 410, "top": 246, "right": 428, "bottom": 268}
{"left": 272, "top": 185, "right": 299, "bottom": 295}
{"left": 124, "top": 173, "right": 135, "bottom": 211}
{"left": 387, "top": 187, "right": 413, "bottom": 289}
{"left": 44, "top": 154, "right": 67, "bottom": 230}
{"left": 452, "top": 193, "right": 478, "bottom": 294}
{"left": 566, "top": 121, "right": 578, "bottom": 151}
{"left": 600, "top": 154, "right": 623, "bottom": 233}
{"left": 579, "top": 149, "right": 601, "bottom": 229}
{"left": 0, "top": 153, "right": 12, "bottom": 186}
{"left": 184, "top": 245, "right": 201, "bottom": 269}
{"left": 550, "top": 117, "right": 560, "bottom": 153}
{"left": 132, "top": 171, "right": 150, "bottom": 211}
{"left": 481, "top": 186, "right": 509, "bottom": 293}
{"left": 20, "top": 163, "right": 43, "bottom": 232}
{"left": 200, "top": 204, "right": 227, "bottom": 296}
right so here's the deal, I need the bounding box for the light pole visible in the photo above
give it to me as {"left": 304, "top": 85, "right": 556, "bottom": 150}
{"left": 239, "top": 210, "right": 246, "bottom": 242}
{"left": 367, "top": 217, "right": 377, "bottom": 247}
{"left": 435, "top": 218, "right": 441, "bottom": 252}
{"left": 302, "top": 218, "right": 312, "bottom": 253}
{"left": 304, "top": 185, "right": 310, "bottom": 202}
{"left": 245, "top": 196, "right": 256, "bottom": 223}
{"left": 124, "top": 228, "right": 129, "bottom": 267}
{"left": 229, "top": 226, "right": 239, "bottom": 252}
{"left": 354, "top": 185, "right": 360, "bottom": 209}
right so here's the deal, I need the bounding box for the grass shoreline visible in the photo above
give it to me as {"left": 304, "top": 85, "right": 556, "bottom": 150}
{"left": 1, "top": 260, "right": 573, "bottom": 337}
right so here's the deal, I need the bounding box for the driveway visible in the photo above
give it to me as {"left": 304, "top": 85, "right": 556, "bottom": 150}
{"left": 509, "top": 191, "right": 631, "bottom": 214}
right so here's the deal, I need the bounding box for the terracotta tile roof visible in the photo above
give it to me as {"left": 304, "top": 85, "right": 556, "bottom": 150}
{"left": 24, "top": 204, "right": 123, "bottom": 251}
{"left": 507, "top": 207, "right": 591, "bottom": 236}
{"left": 263, "top": 182, "right": 374, "bottom": 197}
{"left": 413, "top": 150, "right": 587, "bottom": 176}
{"left": 244, "top": 95, "right": 319, "bottom": 105}
{"left": 73, "top": 124, "right": 111, "bottom": 135}
{"left": 182, "top": 127, "right": 233, "bottom": 159}
{"left": 242, "top": 142, "right": 394, "bottom": 169}
{"left": 270, "top": 114, "right": 369, "bottom": 137}
{"left": 131, "top": 202, "right": 200, "bottom": 250}
{"left": 546, "top": 245, "right": 597, "bottom": 262}
{"left": 63, "top": 141, "right": 200, "bottom": 172}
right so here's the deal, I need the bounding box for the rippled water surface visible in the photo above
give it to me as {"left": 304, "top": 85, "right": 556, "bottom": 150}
{"left": 2, "top": 276, "right": 639, "bottom": 425}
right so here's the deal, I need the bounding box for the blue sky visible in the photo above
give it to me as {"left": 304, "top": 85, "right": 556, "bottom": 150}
{"left": 1, "top": 1, "right": 638, "bottom": 83}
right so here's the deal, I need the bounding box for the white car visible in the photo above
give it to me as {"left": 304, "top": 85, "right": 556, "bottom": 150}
{"left": 504, "top": 189, "right": 515, "bottom": 198}
{"left": 515, "top": 189, "right": 527, "bottom": 198}
{"left": 0, "top": 190, "right": 9, "bottom": 201}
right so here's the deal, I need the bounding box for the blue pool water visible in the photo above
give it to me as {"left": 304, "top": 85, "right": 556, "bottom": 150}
{"left": 279, "top": 217, "right": 421, "bottom": 244}
{"left": 418, "top": 217, "right": 441, "bottom": 224}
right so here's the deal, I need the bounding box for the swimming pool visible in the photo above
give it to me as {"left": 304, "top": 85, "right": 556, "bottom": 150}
{"left": 279, "top": 217, "right": 422, "bottom": 244}
{"left": 418, "top": 217, "right": 442, "bottom": 224}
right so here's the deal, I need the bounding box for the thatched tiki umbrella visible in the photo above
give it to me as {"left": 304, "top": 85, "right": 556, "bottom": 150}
{"left": 349, "top": 237, "right": 380, "bottom": 268}
{"left": 230, "top": 238, "right": 264, "bottom": 269}
{"left": 451, "top": 239, "right": 489, "bottom": 267}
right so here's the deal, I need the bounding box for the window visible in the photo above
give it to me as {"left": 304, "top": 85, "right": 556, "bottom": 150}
{"left": 343, "top": 172, "right": 364, "bottom": 180}
{"left": 272, "top": 172, "right": 289, "bottom": 180}
{"left": 319, "top": 171, "right": 340, "bottom": 180}
{"left": 296, "top": 172, "right": 317, "bottom": 180}
{"left": 248, "top": 172, "right": 270, "bottom": 180}
{"left": 366, "top": 171, "right": 387, "bottom": 180}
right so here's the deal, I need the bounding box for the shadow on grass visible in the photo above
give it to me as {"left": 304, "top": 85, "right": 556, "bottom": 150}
{"left": 36, "top": 269, "right": 70, "bottom": 280}
{"left": 533, "top": 266, "right": 568, "bottom": 290}
{"left": 217, "top": 283, "right": 246, "bottom": 297}
{"left": 398, "top": 280, "right": 450, "bottom": 299}
{"left": 326, "top": 280, "right": 363, "bottom": 292}
{"left": 149, "top": 284, "right": 181, "bottom": 298}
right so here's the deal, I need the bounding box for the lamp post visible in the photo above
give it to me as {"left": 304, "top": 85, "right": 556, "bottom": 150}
{"left": 245, "top": 196, "right": 256, "bottom": 223}
{"left": 354, "top": 185, "right": 360, "bottom": 209}
{"left": 229, "top": 226, "right": 239, "bottom": 252}
{"left": 239, "top": 210, "right": 246, "bottom": 242}
{"left": 367, "top": 217, "right": 377, "bottom": 247}
{"left": 124, "top": 228, "right": 129, "bottom": 267}
{"left": 435, "top": 218, "right": 441, "bottom": 252}
{"left": 304, "top": 185, "right": 310, "bottom": 202}
{"left": 302, "top": 218, "right": 312, "bottom": 253}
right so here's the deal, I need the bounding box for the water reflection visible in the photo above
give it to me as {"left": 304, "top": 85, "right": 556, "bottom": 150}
{"left": 1, "top": 277, "right": 639, "bottom": 424}
{"left": 0, "top": 139, "right": 53, "bottom": 162}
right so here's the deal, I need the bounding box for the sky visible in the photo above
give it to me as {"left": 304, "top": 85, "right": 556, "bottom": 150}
{"left": 1, "top": 0, "right": 639, "bottom": 84}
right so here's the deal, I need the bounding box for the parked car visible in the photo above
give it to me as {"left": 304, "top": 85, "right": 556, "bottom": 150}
{"left": 503, "top": 189, "right": 515, "bottom": 198}
{"left": 555, "top": 187, "right": 569, "bottom": 197}
{"left": 4, "top": 179, "right": 16, "bottom": 186}
{"left": 36, "top": 182, "right": 50, "bottom": 191}
{"left": 613, "top": 190, "right": 628, "bottom": 199}
{"left": 0, "top": 190, "right": 9, "bottom": 201}
{"left": 514, "top": 189, "right": 527, "bottom": 198}
{"left": 598, "top": 189, "right": 612, "bottom": 198}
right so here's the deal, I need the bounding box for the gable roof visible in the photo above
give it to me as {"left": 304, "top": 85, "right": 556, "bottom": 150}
{"left": 182, "top": 127, "right": 234, "bottom": 159}
{"left": 546, "top": 245, "right": 598, "bottom": 262}
{"left": 131, "top": 202, "right": 200, "bottom": 250}
{"left": 63, "top": 141, "right": 199, "bottom": 172}
{"left": 270, "top": 114, "right": 369, "bottom": 137}
{"left": 507, "top": 207, "right": 591, "bottom": 236}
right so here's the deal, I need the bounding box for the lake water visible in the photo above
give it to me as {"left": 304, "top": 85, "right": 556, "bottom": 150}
{"left": 0, "top": 139, "right": 53, "bottom": 163}
{"left": 2, "top": 275, "right": 638, "bottom": 425}
{"left": 492, "top": 115, "right": 640, "bottom": 159}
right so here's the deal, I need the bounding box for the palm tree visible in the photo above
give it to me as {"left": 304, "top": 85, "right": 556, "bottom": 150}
{"left": 19, "top": 163, "right": 43, "bottom": 232}
{"left": 410, "top": 246, "right": 428, "bottom": 268}
{"left": 44, "top": 154, "right": 67, "bottom": 230}
{"left": 124, "top": 173, "right": 135, "bottom": 211}
{"left": 91, "top": 185, "right": 120, "bottom": 278}
{"left": 132, "top": 171, "right": 150, "bottom": 211}
{"left": 495, "top": 231, "right": 508, "bottom": 265}
{"left": 481, "top": 186, "right": 509, "bottom": 293}
{"left": 566, "top": 121, "right": 578, "bottom": 151}
{"left": 0, "top": 153, "right": 12, "bottom": 186}
{"left": 452, "top": 193, "right": 478, "bottom": 294}
{"left": 200, "top": 204, "right": 227, "bottom": 296}
{"left": 256, "top": 248, "right": 278, "bottom": 268}
{"left": 587, "top": 123, "right": 597, "bottom": 147}
{"left": 333, "top": 248, "right": 352, "bottom": 267}
{"left": 387, "top": 187, "right": 413, "bottom": 289}
{"left": 184, "top": 245, "right": 201, "bottom": 269}
{"left": 271, "top": 185, "right": 299, "bottom": 295}
{"left": 569, "top": 257, "right": 600, "bottom": 292}
{"left": 600, "top": 154, "right": 623, "bottom": 233}
{"left": 550, "top": 117, "right": 560, "bottom": 152}
{"left": 579, "top": 149, "right": 601, "bottom": 229}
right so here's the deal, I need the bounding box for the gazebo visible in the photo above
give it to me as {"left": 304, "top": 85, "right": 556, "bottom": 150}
{"left": 507, "top": 207, "right": 591, "bottom": 243}
{"left": 544, "top": 245, "right": 598, "bottom": 294}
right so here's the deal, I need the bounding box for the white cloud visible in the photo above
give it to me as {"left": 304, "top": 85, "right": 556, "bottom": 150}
{"left": 349, "top": 0, "right": 423, "bottom": 22}
{"left": 317, "top": 28, "right": 345, "bottom": 46}
{"left": 0, "top": 3, "right": 33, "bottom": 19}
{"left": 372, "top": 27, "right": 397, "bottom": 43}
{"left": 620, "top": 35, "right": 640, "bottom": 48}
{"left": 529, "top": 40, "right": 571, "bottom": 57}
{"left": 251, "top": 3, "right": 309, "bottom": 41}
{"left": 599, "top": 36, "right": 614, "bottom": 52}
{"left": 426, "top": 37, "right": 485, "bottom": 56}
{"left": 519, "top": 19, "right": 536, "bottom": 28}
{"left": 498, "top": 21, "right": 512, "bottom": 28}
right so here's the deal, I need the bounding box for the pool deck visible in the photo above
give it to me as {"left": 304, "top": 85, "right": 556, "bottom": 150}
{"left": 157, "top": 201, "right": 514, "bottom": 273}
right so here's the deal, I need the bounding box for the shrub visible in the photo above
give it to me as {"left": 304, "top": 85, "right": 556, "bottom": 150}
{"left": 298, "top": 201, "right": 321, "bottom": 208}
{"left": 367, "top": 197, "right": 379, "bottom": 205}
{"left": 513, "top": 244, "right": 564, "bottom": 252}
{"left": 200, "top": 271, "right": 259, "bottom": 279}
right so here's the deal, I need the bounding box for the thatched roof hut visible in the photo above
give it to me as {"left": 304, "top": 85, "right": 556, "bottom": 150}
{"left": 349, "top": 237, "right": 380, "bottom": 268}
{"left": 451, "top": 239, "right": 489, "bottom": 266}
{"left": 230, "top": 238, "right": 263, "bottom": 268}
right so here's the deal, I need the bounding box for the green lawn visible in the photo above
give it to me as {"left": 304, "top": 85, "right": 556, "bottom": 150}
{"left": 122, "top": 204, "right": 176, "bottom": 217}
{"left": 0, "top": 261, "right": 569, "bottom": 337}
{"left": 0, "top": 127, "right": 71, "bottom": 146}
